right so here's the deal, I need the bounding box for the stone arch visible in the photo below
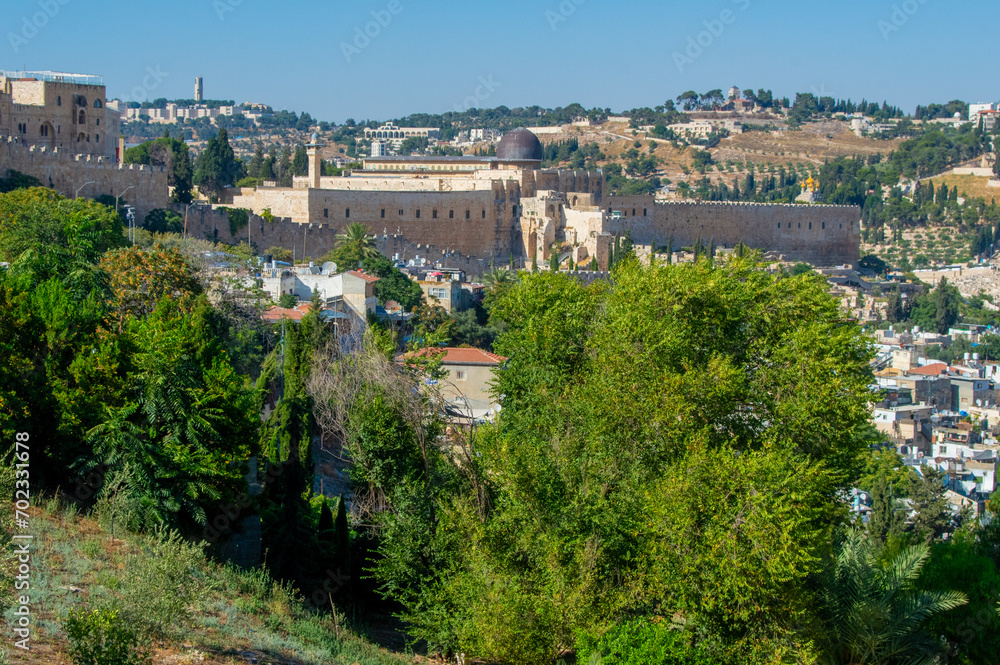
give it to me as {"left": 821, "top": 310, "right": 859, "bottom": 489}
{"left": 547, "top": 204, "right": 555, "bottom": 216}
{"left": 94, "top": 99, "right": 103, "bottom": 108}
{"left": 76, "top": 132, "right": 86, "bottom": 142}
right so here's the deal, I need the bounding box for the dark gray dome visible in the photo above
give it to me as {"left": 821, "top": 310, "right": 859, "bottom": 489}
{"left": 497, "top": 128, "right": 543, "bottom": 162}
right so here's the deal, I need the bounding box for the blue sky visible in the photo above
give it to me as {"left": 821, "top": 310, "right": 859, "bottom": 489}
{"left": 4, "top": 0, "right": 993, "bottom": 122}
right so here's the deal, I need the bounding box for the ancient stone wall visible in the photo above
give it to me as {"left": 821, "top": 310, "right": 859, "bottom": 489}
{"left": 226, "top": 185, "right": 513, "bottom": 261}
{"left": 605, "top": 197, "right": 861, "bottom": 266}
{"left": 177, "top": 203, "right": 502, "bottom": 279}
{"left": 0, "top": 137, "right": 169, "bottom": 219}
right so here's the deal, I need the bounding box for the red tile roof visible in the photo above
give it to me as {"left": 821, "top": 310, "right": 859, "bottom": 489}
{"left": 262, "top": 304, "right": 309, "bottom": 322}
{"left": 346, "top": 270, "right": 380, "bottom": 283}
{"left": 905, "top": 363, "right": 949, "bottom": 376}
{"left": 403, "top": 347, "right": 507, "bottom": 366}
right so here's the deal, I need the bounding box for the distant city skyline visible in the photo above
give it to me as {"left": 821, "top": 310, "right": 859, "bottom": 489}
{"left": 4, "top": 0, "right": 994, "bottom": 122}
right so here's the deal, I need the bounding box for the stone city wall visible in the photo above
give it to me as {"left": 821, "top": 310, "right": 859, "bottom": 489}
{"left": 0, "top": 137, "right": 169, "bottom": 219}
{"left": 224, "top": 183, "right": 516, "bottom": 261}
{"left": 177, "top": 203, "right": 505, "bottom": 279}
{"left": 605, "top": 198, "right": 861, "bottom": 266}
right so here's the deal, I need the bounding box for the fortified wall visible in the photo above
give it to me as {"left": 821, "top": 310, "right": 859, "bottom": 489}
{"left": 224, "top": 179, "right": 521, "bottom": 262}
{"left": 605, "top": 197, "right": 861, "bottom": 266}
{"left": 177, "top": 204, "right": 500, "bottom": 278}
{"left": 0, "top": 138, "right": 169, "bottom": 219}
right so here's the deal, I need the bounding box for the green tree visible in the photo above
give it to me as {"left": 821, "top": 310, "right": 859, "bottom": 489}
{"left": 143, "top": 208, "right": 183, "bottom": 234}
{"left": 292, "top": 145, "right": 308, "bottom": 177}
{"left": 815, "top": 531, "right": 967, "bottom": 665}
{"left": 909, "top": 466, "right": 952, "bottom": 543}
{"left": 361, "top": 253, "right": 423, "bottom": 311}
{"left": 375, "top": 258, "right": 878, "bottom": 662}
{"left": 859, "top": 253, "right": 888, "bottom": 276}
{"left": 867, "top": 472, "right": 904, "bottom": 544}
{"left": 327, "top": 222, "right": 379, "bottom": 268}
{"left": 124, "top": 136, "right": 194, "bottom": 204}
{"left": 193, "top": 128, "right": 241, "bottom": 202}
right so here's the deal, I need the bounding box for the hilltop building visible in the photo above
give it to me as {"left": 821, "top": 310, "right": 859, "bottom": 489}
{"left": 363, "top": 124, "right": 441, "bottom": 149}
{"left": 0, "top": 70, "right": 121, "bottom": 160}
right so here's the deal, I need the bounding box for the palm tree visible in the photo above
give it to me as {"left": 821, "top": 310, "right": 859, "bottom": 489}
{"left": 335, "top": 222, "right": 379, "bottom": 260}
{"left": 816, "top": 531, "right": 967, "bottom": 665}
{"left": 481, "top": 267, "right": 516, "bottom": 290}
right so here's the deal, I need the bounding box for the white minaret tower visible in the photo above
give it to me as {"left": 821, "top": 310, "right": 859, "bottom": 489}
{"left": 194, "top": 77, "right": 204, "bottom": 102}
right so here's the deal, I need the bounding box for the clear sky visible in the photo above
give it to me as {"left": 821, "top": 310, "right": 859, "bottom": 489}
{"left": 4, "top": 0, "right": 993, "bottom": 122}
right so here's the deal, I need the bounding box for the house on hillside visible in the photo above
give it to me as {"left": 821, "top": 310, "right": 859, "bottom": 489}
{"left": 401, "top": 347, "right": 507, "bottom": 422}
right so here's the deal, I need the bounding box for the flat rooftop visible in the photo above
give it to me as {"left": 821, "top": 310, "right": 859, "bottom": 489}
{"left": 1, "top": 70, "right": 103, "bottom": 86}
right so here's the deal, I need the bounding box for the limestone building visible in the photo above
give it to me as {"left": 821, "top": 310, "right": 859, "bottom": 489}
{"left": 0, "top": 71, "right": 121, "bottom": 160}
{"left": 222, "top": 127, "right": 860, "bottom": 270}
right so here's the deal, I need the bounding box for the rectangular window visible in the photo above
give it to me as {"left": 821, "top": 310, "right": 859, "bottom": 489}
{"left": 433, "top": 209, "right": 438, "bottom": 219}
{"left": 449, "top": 210, "right": 454, "bottom": 219}
{"left": 323, "top": 208, "right": 328, "bottom": 218}
{"left": 381, "top": 209, "right": 386, "bottom": 218}
{"left": 455, "top": 370, "right": 467, "bottom": 381}
{"left": 399, "top": 209, "right": 404, "bottom": 216}
{"left": 482, "top": 210, "right": 486, "bottom": 218}
{"left": 644, "top": 209, "right": 648, "bottom": 216}
{"left": 416, "top": 209, "right": 421, "bottom": 219}
{"left": 465, "top": 210, "right": 470, "bottom": 219}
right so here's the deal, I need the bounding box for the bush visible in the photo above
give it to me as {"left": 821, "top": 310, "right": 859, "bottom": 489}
{"left": 64, "top": 607, "right": 150, "bottom": 665}
{"left": 575, "top": 619, "right": 726, "bottom": 665}
{"left": 143, "top": 209, "right": 183, "bottom": 234}
{"left": 92, "top": 529, "right": 207, "bottom": 642}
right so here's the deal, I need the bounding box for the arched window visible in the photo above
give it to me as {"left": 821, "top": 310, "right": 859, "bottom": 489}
{"left": 78, "top": 110, "right": 86, "bottom": 124}
{"left": 94, "top": 99, "right": 103, "bottom": 109}
{"left": 95, "top": 134, "right": 99, "bottom": 142}
{"left": 57, "top": 96, "right": 61, "bottom": 106}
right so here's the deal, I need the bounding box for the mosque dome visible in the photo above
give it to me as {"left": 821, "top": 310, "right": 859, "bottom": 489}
{"left": 496, "top": 128, "right": 543, "bottom": 162}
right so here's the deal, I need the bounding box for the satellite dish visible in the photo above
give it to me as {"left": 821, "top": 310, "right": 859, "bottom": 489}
{"left": 321, "top": 261, "right": 337, "bottom": 274}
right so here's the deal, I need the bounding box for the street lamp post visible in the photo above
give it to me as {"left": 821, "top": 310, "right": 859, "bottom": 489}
{"left": 74, "top": 181, "right": 95, "bottom": 199}
{"left": 401, "top": 242, "right": 418, "bottom": 264}
{"left": 115, "top": 185, "right": 134, "bottom": 213}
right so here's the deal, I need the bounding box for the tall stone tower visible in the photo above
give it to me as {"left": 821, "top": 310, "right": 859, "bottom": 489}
{"left": 306, "top": 133, "right": 322, "bottom": 189}
{"left": 194, "top": 77, "right": 203, "bottom": 102}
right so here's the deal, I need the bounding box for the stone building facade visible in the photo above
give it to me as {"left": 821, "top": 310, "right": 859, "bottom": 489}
{"left": 0, "top": 71, "right": 120, "bottom": 160}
